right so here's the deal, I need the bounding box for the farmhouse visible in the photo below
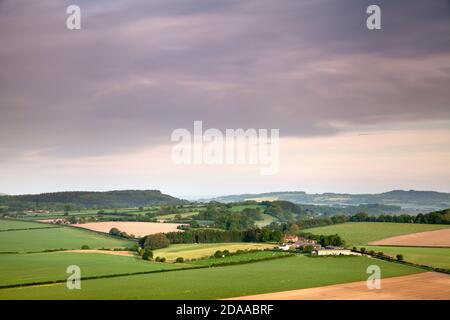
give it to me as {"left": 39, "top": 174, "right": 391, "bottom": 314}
{"left": 282, "top": 235, "right": 299, "bottom": 243}
{"left": 312, "top": 246, "right": 361, "bottom": 256}
{"left": 278, "top": 237, "right": 320, "bottom": 251}
{"left": 294, "top": 237, "right": 319, "bottom": 248}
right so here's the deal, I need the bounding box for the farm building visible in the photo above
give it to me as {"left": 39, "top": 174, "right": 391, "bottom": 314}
{"left": 279, "top": 237, "right": 321, "bottom": 251}
{"left": 282, "top": 235, "right": 299, "bottom": 243}
{"left": 278, "top": 244, "right": 291, "bottom": 251}
{"left": 312, "top": 246, "right": 361, "bottom": 256}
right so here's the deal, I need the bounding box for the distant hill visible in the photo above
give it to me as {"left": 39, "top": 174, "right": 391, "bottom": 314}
{"left": 207, "top": 190, "right": 450, "bottom": 212}
{"left": 0, "top": 190, "right": 187, "bottom": 210}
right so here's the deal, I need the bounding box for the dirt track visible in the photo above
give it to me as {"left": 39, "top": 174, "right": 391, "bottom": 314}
{"left": 227, "top": 272, "right": 450, "bottom": 300}
{"left": 74, "top": 221, "right": 183, "bottom": 237}
{"left": 370, "top": 228, "right": 450, "bottom": 247}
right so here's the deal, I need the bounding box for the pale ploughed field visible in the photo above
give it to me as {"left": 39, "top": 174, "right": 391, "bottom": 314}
{"left": 228, "top": 272, "right": 450, "bottom": 300}
{"left": 64, "top": 249, "right": 137, "bottom": 257}
{"left": 370, "top": 228, "right": 450, "bottom": 247}
{"left": 73, "top": 221, "right": 183, "bottom": 237}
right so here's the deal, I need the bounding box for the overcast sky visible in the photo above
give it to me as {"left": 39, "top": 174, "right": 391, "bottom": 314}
{"left": 1, "top": 0, "right": 450, "bottom": 196}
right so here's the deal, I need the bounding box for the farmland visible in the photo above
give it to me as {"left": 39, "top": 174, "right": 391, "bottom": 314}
{"left": 229, "top": 272, "right": 450, "bottom": 300}
{"left": 230, "top": 204, "right": 266, "bottom": 212}
{"left": 154, "top": 243, "right": 277, "bottom": 261}
{"left": 74, "top": 221, "right": 183, "bottom": 237}
{"left": 155, "top": 211, "right": 199, "bottom": 220}
{"left": 369, "top": 228, "right": 450, "bottom": 247}
{"left": 361, "top": 246, "right": 450, "bottom": 269}
{"left": 0, "top": 225, "right": 133, "bottom": 253}
{"left": 304, "top": 222, "right": 450, "bottom": 246}
{"left": 0, "top": 219, "right": 59, "bottom": 231}
{"left": 304, "top": 222, "right": 450, "bottom": 270}
{"left": 255, "top": 213, "right": 277, "bottom": 227}
{"left": 1, "top": 207, "right": 448, "bottom": 300}
{"left": 190, "top": 251, "right": 291, "bottom": 266}
{"left": 0, "top": 251, "right": 186, "bottom": 287}
{"left": 0, "top": 255, "right": 423, "bottom": 299}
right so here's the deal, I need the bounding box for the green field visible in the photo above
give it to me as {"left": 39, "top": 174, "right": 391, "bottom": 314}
{"left": 191, "top": 251, "right": 290, "bottom": 266}
{"left": 255, "top": 213, "right": 277, "bottom": 227}
{"left": 0, "top": 252, "right": 186, "bottom": 287}
{"left": 0, "top": 219, "right": 59, "bottom": 231}
{"left": 230, "top": 204, "right": 265, "bottom": 212}
{"left": 361, "top": 246, "right": 450, "bottom": 269}
{"left": 155, "top": 212, "right": 198, "bottom": 220}
{"left": 304, "top": 222, "right": 450, "bottom": 245}
{"left": 0, "top": 255, "right": 423, "bottom": 299}
{"left": 0, "top": 227, "right": 134, "bottom": 253}
{"left": 154, "top": 243, "right": 277, "bottom": 261}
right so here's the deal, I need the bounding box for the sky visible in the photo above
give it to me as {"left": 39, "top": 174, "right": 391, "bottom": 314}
{"left": 1, "top": 0, "right": 450, "bottom": 197}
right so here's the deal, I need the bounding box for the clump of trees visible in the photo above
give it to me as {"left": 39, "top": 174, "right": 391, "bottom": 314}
{"left": 300, "top": 232, "right": 345, "bottom": 247}
{"left": 108, "top": 227, "right": 134, "bottom": 239}
{"left": 140, "top": 233, "right": 170, "bottom": 250}
{"left": 142, "top": 248, "right": 153, "bottom": 260}
{"left": 193, "top": 204, "right": 263, "bottom": 230}
{"left": 155, "top": 256, "right": 166, "bottom": 262}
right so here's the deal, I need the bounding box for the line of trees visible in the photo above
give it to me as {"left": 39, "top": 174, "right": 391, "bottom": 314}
{"left": 299, "top": 232, "right": 345, "bottom": 247}
{"left": 140, "top": 228, "right": 284, "bottom": 246}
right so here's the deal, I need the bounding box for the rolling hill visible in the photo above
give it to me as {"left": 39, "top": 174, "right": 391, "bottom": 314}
{"left": 207, "top": 190, "right": 450, "bottom": 211}
{"left": 0, "top": 190, "right": 187, "bottom": 210}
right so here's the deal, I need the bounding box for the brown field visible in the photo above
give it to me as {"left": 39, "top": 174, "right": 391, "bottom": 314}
{"left": 370, "top": 228, "right": 450, "bottom": 247}
{"left": 73, "top": 221, "right": 183, "bottom": 237}
{"left": 227, "top": 272, "right": 450, "bottom": 300}
{"left": 64, "top": 249, "right": 137, "bottom": 257}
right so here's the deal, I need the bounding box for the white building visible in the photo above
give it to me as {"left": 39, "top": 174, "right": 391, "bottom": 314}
{"left": 312, "top": 246, "right": 361, "bottom": 256}
{"left": 278, "top": 244, "right": 291, "bottom": 251}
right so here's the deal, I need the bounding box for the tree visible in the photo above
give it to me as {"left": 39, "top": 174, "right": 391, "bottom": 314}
{"left": 64, "top": 205, "right": 72, "bottom": 216}
{"left": 302, "top": 245, "right": 314, "bottom": 253}
{"left": 360, "top": 247, "right": 366, "bottom": 254}
{"left": 109, "top": 227, "right": 121, "bottom": 236}
{"left": 142, "top": 248, "right": 153, "bottom": 260}
{"left": 353, "top": 212, "right": 369, "bottom": 222}
{"left": 289, "top": 223, "right": 299, "bottom": 235}
{"left": 175, "top": 257, "right": 184, "bottom": 263}
{"left": 143, "top": 233, "right": 170, "bottom": 250}
{"left": 396, "top": 254, "right": 404, "bottom": 261}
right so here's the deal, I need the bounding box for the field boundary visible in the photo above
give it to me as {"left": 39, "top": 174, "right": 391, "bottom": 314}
{"left": 0, "top": 226, "right": 61, "bottom": 233}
